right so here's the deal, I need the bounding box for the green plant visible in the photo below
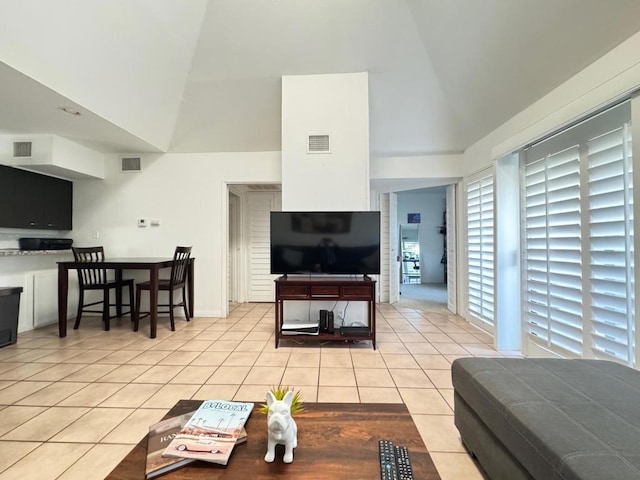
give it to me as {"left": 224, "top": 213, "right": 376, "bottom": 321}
{"left": 259, "top": 385, "right": 304, "bottom": 415}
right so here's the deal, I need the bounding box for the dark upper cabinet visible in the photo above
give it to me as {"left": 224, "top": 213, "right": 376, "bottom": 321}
{"left": 0, "top": 166, "right": 14, "bottom": 226}
{"left": 0, "top": 165, "right": 72, "bottom": 230}
{"left": 12, "top": 168, "right": 46, "bottom": 228}
{"left": 43, "top": 177, "right": 73, "bottom": 230}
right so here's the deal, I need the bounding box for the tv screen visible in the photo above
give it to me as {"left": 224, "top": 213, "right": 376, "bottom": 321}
{"left": 270, "top": 211, "right": 381, "bottom": 275}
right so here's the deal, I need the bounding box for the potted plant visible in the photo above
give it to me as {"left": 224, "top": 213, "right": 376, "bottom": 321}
{"left": 259, "top": 385, "right": 304, "bottom": 415}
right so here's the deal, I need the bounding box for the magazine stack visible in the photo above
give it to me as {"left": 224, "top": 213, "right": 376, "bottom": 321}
{"left": 145, "top": 400, "right": 253, "bottom": 478}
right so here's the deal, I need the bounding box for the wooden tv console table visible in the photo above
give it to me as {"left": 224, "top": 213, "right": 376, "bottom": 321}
{"left": 274, "top": 275, "right": 376, "bottom": 349}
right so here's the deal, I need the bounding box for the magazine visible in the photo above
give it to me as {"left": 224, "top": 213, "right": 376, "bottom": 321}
{"left": 146, "top": 409, "right": 248, "bottom": 479}
{"left": 145, "top": 410, "right": 196, "bottom": 479}
{"left": 162, "top": 400, "right": 254, "bottom": 466}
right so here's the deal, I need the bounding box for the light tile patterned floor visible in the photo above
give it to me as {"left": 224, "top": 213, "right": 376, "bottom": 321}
{"left": 0, "top": 301, "right": 509, "bottom": 479}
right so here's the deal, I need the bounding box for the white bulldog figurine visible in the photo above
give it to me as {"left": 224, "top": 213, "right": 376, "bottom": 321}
{"left": 264, "top": 390, "right": 298, "bottom": 463}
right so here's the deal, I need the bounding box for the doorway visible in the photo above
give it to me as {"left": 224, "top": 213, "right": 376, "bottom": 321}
{"left": 400, "top": 225, "right": 421, "bottom": 284}
{"left": 395, "top": 186, "right": 450, "bottom": 310}
{"left": 227, "top": 184, "right": 282, "bottom": 306}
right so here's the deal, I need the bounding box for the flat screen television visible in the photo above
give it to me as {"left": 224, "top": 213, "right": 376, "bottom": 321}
{"left": 270, "top": 211, "right": 381, "bottom": 275}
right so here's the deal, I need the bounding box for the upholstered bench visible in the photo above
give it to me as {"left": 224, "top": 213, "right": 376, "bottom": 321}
{"left": 452, "top": 357, "right": 640, "bottom": 480}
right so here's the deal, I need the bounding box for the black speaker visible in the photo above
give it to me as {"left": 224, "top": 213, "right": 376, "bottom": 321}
{"left": 327, "top": 311, "right": 334, "bottom": 334}
{"left": 319, "top": 310, "right": 329, "bottom": 332}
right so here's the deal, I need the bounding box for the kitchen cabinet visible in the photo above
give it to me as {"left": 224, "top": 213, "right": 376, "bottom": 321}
{"left": 12, "top": 168, "right": 45, "bottom": 228}
{"left": 43, "top": 177, "right": 73, "bottom": 229}
{"left": 0, "top": 167, "right": 13, "bottom": 226}
{"left": 0, "top": 165, "right": 72, "bottom": 230}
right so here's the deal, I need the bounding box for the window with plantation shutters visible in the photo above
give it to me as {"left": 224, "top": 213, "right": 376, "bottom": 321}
{"left": 587, "top": 124, "right": 634, "bottom": 362}
{"left": 522, "top": 100, "right": 634, "bottom": 365}
{"left": 524, "top": 146, "right": 583, "bottom": 355}
{"left": 467, "top": 174, "right": 494, "bottom": 328}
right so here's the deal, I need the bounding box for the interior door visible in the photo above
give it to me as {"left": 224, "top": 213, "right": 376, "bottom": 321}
{"left": 228, "top": 192, "right": 241, "bottom": 303}
{"left": 446, "top": 184, "right": 457, "bottom": 313}
{"left": 246, "top": 191, "right": 281, "bottom": 302}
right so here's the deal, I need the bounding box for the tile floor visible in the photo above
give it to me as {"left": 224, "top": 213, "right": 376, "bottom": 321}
{"left": 0, "top": 301, "right": 510, "bottom": 479}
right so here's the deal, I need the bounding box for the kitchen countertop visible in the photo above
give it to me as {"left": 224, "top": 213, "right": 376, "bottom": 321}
{"left": 0, "top": 249, "right": 72, "bottom": 257}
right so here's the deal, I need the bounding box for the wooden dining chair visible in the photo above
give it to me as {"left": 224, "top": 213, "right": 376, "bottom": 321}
{"left": 134, "top": 246, "right": 192, "bottom": 333}
{"left": 71, "top": 246, "right": 135, "bottom": 330}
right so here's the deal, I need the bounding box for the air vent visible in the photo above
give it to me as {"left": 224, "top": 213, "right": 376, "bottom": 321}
{"left": 121, "top": 156, "right": 142, "bottom": 172}
{"left": 307, "top": 134, "right": 330, "bottom": 154}
{"left": 13, "top": 142, "right": 32, "bottom": 158}
{"left": 247, "top": 184, "right": 281, "bottom": 191}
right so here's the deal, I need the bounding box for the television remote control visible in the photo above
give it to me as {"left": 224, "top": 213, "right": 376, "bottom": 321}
{"left": 379, "top": 440, "right": 398, "bottom": 480}
{"left": 394, "top": 445, "right": 415, "bottom": 480}
{"left": 379, "top": 440, "right": 415, "bottom": 480}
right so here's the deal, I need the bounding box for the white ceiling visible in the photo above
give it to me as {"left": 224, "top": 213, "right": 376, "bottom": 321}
{"left": 1, "top": 0, "right": 640, "bottom": 156}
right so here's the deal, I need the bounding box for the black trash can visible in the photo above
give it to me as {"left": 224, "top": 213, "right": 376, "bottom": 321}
{"left": 0, "top": 287, "right": 22, "bottom": 348}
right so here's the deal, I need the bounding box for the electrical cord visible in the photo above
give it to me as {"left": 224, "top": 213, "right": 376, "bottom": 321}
{"left": 342, "top": 301, "right": 350, "bottom": 326}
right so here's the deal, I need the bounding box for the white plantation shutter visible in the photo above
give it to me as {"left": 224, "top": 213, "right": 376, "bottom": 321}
{"left": 467, "top": 174, "right": 494, "bottom": 328}
{"left": 587, "top": 124, "right": 634, "bottom": 362}
{"left": 389, "top": 192, "right": 400, "bottom": 304}
{"left": 524, "top": 146, "right": 583, "bottom": 355}
{"left": 522, "top": 100, "right": 634, "bottom": 365}
{"left": 379, "top": 193, "right": 391, "bottom": 303}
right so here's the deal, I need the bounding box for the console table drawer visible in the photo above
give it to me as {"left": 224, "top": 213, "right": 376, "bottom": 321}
{"left": 342, "top": 286, "right": 373, "bottom": 297}
{"left": 310, "top": 285, "right": 340, "bottom": 296}
{"left": 278, "top": 285, "right": 309, "bottom": 297}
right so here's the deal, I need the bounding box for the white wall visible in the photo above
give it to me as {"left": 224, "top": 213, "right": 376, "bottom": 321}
{"left": 494, "top": 153, "right": 521, "bottom": 350}
{"left": 280, "top": 72, "right": 370, "bottom": 324}
{"left": 0, "top": 1, "right": 207, "bottom": 150}
{"left": 281, "top": 73, "right": 370, "bottom": 211}
{"left": 0, "top": 135, "right": 105, "bottom": 179}
{"left": 371, "top": 153, "right": 464, "bottom": 180}
{"left": 397, "top": 189, "right": 446, "bottom": 283}
{"left": 72, "top": 151, "right": 282, "bottom": 317}
{"left": 463, "top": 30, "right": 640, "bottom": 175}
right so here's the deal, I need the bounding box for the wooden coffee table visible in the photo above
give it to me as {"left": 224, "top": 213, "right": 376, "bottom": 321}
{"left": 107, "top": 400, "right": 441, "bottom": 479}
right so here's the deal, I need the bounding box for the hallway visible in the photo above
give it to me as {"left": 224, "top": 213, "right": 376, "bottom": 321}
{"left": 399, "top": 283, "right": 448, "bottom": 312}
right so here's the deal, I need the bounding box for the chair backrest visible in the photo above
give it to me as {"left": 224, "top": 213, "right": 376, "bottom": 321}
{"left": 170, "top": 246, "right": 192, "bottom": 288}
{"left": 72, "top": 246, "right": 107, "bottom": 286}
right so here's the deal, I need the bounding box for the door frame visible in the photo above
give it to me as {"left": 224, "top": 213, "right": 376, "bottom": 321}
{"left": 446, "top": 184, "right": 458, "bottom": 313}
{"left": 228, "top": 190, "right": 244, "bottom": 304}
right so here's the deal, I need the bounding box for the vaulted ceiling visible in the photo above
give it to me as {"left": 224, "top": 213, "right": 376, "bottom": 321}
{"left": 1, "top": 0, "right": 640, "bottom": 157}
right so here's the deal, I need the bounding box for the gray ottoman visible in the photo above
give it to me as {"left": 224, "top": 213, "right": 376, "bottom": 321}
{"left": 452, "top": 358, "right": 640, "bottom": 480}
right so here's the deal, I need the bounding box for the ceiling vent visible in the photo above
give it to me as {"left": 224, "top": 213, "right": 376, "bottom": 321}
{"left": 307, "top": 134, "right": 330, "bottom": 154}
{"left": 247, "top": 184, "right": 281, "bottom": 191}
{"left": 121, "top": 156, "right": 142, "bottom": 172}
{"left": 13, "top": 141, "right": 32, "bottom": 158}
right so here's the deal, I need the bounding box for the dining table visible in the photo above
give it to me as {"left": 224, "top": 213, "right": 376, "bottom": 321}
{"left": 57, "top": 257, "right": 195, "bottom": 338}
